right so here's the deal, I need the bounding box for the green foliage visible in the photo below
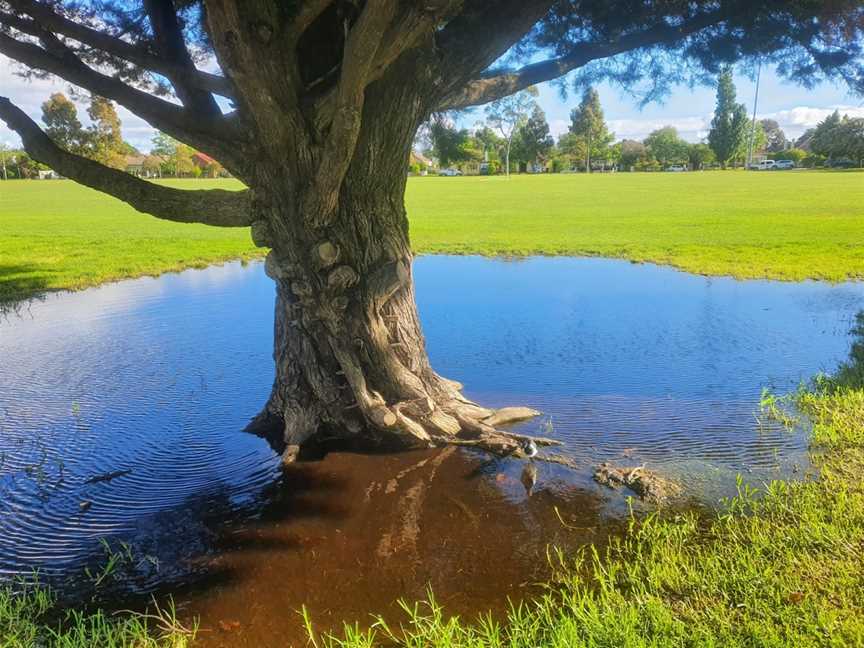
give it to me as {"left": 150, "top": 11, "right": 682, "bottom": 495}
{"left": 41, "top": 93, "right": 85, "bottom": 154}
{"left": 643, "top": 126, "right": 689, "bottom": 166}
{"left": 708, "top": 69, "right": 749, "bottom": 167}
{"left": 86, "top": 96, "right": 126, "bottom": 170}
{"left": 770, "top": 148, "right": 807, "bottom": 164}
{"left": 429, "top": 120, "right": 477, "bottom": 167}
{"left": 687, "top": 143, "right": 716, "bottom": 170}
{"left": 617, "top": 139, "right": 649, "bottom": 170}
{"left": 760, "top": 119, "right": 788, "bottom": 153}
{"left": 802, "top": 154, "right": 827, "bottom": 168}
{"left": 811, "top": 111, "right": 864, "bottom": 165}
{"left": 485, "top": 88, "right": 539, "bottom": 176}
{"left": 511, "top": 105, "right": 553, "bottom": 166}
{"left": 811, "top": 110, "right": 844, "bottom": 158}
{"left": 150, "top": 132, "right": 178, "bottom": 158}
{"left": 39, "top": 93, "right": 130, "bottom": 170}
{"left": 568, "top": 87, "right": 613, "bottom": 170}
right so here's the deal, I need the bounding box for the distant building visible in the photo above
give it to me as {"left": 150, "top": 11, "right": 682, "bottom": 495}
{"left": 124, "top": 155, "right": 146, "bottom": 176}
{"left": 125, "top": 154, "right": 164, "bottom": 178}
{"left": 191, "top": 151, "right": 228, "bottom": 177}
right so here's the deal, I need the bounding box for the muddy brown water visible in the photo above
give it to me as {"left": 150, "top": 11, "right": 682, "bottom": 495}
{"left": 180, "top": 448, "right": 622, "bottom": 648}
{"left": 1, "top": 256, "right": 863, "bottom": 645}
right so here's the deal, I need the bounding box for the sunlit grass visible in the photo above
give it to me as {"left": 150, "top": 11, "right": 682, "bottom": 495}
{"left": 2, "top": 170, "right": 863, "bottom": 302}
{"left": 0, "top": 583, "right": 196, "bottom": 648}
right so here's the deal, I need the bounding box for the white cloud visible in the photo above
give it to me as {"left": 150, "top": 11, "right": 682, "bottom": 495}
{"left": 761, "top": 105, "right": 864, "bottom": 138}
{"left": 550, "top": 104, "right": 864, "bottom": 145}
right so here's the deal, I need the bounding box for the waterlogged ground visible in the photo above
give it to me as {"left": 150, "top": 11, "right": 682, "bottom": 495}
{"left": 1, "top": 256, "right": 863, "bottom": 646}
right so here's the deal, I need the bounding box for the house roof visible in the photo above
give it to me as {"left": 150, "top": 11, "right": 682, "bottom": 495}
{"left": 192, "top": 151, "right": 216, "bottom": 166}
{"left": 125, "top": 155, "right": 146, "bottom": 166}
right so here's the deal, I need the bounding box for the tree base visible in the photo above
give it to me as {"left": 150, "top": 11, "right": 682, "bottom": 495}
{"left": 247, "top": 388, "right": 560, "bottom": 464}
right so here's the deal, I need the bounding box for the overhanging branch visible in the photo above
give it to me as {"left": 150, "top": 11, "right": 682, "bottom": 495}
{"left": 143, "top": 0, "right": 222, "bottom": 114}
{"left": 0, "top": 97, "right": 253, "bottom": 228}
{"left": 439, "top": 7, "right": 734, "bottom": 109}
{"left": 3, "top": 0, "right": 232, "bottom": 97}
{"left": 0, "top": 32, "right": 242, "bottom": 165}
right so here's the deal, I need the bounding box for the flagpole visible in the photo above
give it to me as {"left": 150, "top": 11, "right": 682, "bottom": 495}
{"left": 747, "top": 59, "right": 762, "bottom": 169}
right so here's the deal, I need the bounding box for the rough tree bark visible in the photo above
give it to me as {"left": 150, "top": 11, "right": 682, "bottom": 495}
{"left": 239, "top": 57, "right": 552, "bottom": 460}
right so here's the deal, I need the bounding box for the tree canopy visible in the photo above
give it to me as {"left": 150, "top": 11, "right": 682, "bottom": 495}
{"left": 569, "top": 86, "right": 613, "bottom": 171}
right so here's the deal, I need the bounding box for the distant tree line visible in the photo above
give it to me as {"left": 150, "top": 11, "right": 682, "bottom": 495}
{"left": 417, "top": 69, "right": 862, "bottom": 175}
{"left": 0, "top": 93, "right": 227, "bottom": 179}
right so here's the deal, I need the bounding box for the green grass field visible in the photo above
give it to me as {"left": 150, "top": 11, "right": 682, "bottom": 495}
{"left": 1, "top": 170, "right": 862, "bottom": 302}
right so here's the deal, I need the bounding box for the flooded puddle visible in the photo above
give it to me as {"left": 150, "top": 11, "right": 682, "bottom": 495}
{"left": 1, "top": 256, "right": 862, "bottom": 645}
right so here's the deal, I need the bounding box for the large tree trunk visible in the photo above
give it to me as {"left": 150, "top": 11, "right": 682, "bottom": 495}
{"left": 244, "top": 88, "right": 552, "bottom": 461}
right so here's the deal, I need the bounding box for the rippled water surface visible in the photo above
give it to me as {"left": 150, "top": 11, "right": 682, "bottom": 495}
{"left": 1, "top": 256, "right": 862, "bottom": 644}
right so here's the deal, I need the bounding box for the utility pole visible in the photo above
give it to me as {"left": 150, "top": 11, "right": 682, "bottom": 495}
{"left": 746, "top": 59, "right": 762, "bottom": 170}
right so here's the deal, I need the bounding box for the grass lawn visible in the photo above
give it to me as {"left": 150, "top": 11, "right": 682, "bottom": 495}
{"left": 1, "top": 170, "right": 863, "bottom": 302}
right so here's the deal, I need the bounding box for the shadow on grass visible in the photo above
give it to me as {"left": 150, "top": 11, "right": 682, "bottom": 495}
{"left": 0, "top": 263, "right": 54, "bottom": 311}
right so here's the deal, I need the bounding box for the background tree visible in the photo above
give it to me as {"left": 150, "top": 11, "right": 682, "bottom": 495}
{"left": 87, "top": 96, "right": 126, "bottom": 169}
{"left": 511, "top": 105, "right": 553, "bottom": 170}
{"left": 770, "top": 148, "right": 807, "bottom": 164}
{"left": 760, "top": 119, "right": 788, "bottom": 153}
{"left": 143, "top": 154, "right": 163, "bottom": 178}
{"left": 747, "top": 120, "right": 768, "bottom": 161}
{"left": 569, "top": 87, "right": 613, "bottom": 172}
{"left": 687, "top": 143, "right": 717, "bottom": 170}
{"left": 841, "top": 117, "right": 864, "bottom": 166}
{"left": 1, "top": 1, "right": 863, "bottom": 458}
{"left": 171, "top": 142, "right": 196, "bottom": 177}
{"left": 473, "top": 125, "right": 505, "bottom": 166}
{"left": 485, "top": 87, "right": 538, "bottom": 176}
{"left": 0, "top": 142, "right": 10, "bottom": 180}
{"left": 556, "top": 132, "right": 588, "bottom": 170}
{"left": 41, "top": 92, "right": 85, "bottom": 154}
{"left": 428, "top": 118, "right": 476, "bottom": 167}
{"left": 811, "top": 110, "right": 844, "bottom": 159}
{"left": 644, "top": 126, "right": 689, "bottom": 167}
{"left": 708, "top": 68, "right": 749, "bottom": 168}
{"left": 617, "top": 139, "right": 649, "bottom": 171}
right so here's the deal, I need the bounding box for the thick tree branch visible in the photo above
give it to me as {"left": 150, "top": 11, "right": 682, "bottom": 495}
{"left": 440, "top": 7, "right": 737, "bottom": 109}
{"left": 0, "top": 32, "right": 243, "bottom": 166}
{"left": 433, "top": 0, "right": 554, "bottom": 100}
{"left": 0, "top": 96, "right": 253, "bottom": 227}
{"left": 289, "top": 0, "right": 332, "bottom": 36}
{"left": 305, "top": 0, "right": 399, "bottom": 224}
{"left": 205, "top": 0, "right": 306, "bottom": 156}
{"left": 3, "top": 0, "right": 232, "bottom": 97}
{"left": 143, "top": 0, "right": 222, "bottom": 115}
{"left": 369, "top": 0, "right": 461, "bottom": 82}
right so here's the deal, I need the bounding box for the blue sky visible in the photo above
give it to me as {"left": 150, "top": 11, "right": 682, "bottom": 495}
{"left": 2, "top": 54, "right": 863, "bottom": 152}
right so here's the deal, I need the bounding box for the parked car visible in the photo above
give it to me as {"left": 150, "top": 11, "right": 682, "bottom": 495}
{"left": 774, "top": 160, "right": 795, "bottom": 170}
{"left": 666, "top": 165, "right": 687, "bottom": 172}
{"left": 439, "top": 168, "right": 462, "bottom": 176}
{"left": 825, "top": 158, "right": 857, "bottom": 169}
{"left": 750, "top": 159, "right": 777, "bottom": 171}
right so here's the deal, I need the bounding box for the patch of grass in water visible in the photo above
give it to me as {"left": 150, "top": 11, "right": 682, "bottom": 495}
{"left": 306, "top": 320, "right": 864, "bottom": 647}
